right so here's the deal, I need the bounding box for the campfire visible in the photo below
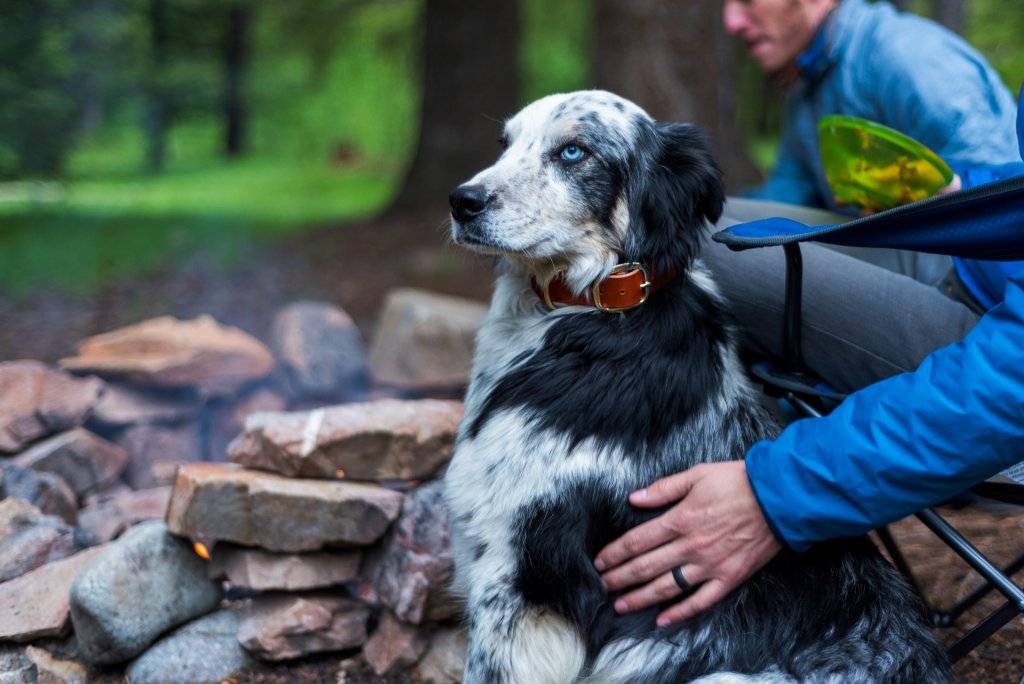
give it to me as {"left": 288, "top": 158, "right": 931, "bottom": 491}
{"left": 0, "top": 291, "right": 486, "bottom": 682}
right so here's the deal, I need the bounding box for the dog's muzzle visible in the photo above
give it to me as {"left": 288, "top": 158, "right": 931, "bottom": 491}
{"left": 449, "top": 184, "right": 490, "bottom": 224}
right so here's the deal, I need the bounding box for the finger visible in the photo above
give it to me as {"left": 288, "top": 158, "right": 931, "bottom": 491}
{"left": 655, "top": 579, "right": 730, "bottom": 627}
{"left": 594, "top": 517, "right": 678, "bottom": 572}
{"left": 630, "top": 469, "right": 698, "bottom": 507}
{"left": 601, "top": 537, "right": 695, "bottom": 591}
{"left": 613, "top": 566, "right": 705, "bottom": 614}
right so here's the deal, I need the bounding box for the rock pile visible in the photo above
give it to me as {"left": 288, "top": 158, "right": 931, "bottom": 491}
{"left": 0, "top": 293, "right": 481, "bottom": 682}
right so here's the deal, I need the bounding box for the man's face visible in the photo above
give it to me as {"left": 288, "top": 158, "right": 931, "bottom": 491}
{"left": 723, "top": 0, "right": 836, "bottom": 74}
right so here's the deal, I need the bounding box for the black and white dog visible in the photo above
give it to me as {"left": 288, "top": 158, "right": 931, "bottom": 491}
{"left": 444, "top": 90, "right": 948, "bottom": 683}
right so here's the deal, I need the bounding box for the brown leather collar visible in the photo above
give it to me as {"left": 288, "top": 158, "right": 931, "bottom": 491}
{"left": 530, "top": 262, "right": 676, "bottom": 313}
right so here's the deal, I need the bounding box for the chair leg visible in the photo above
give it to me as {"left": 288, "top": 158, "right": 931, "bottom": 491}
{"left": 932, "top": 551, "right": 1024, "bottom": 627}
{"left": 945, "top": 600, "right": 1022, "bottom": 664}
{"left": 915, "top": 508, "right": 1024, "bottom": 661}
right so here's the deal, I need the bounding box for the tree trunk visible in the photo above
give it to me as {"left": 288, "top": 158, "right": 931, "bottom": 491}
{"left": 593, "top": 0, "right": 761, "bottom": 192}
{"left": 394, "top": 0, "right": 520, "bottom": 210}
{"left": 144, "top": 0, "right": 169, "bottom": 173}
{"left": 931, "top": 0, "right": 965, "bottom": 34}
{"left": 223, "top": 3, "right": 251, "bottom": 157}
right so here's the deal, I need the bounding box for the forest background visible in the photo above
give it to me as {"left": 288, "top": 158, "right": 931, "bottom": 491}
{"left": 1, "top": 0, "right": 1020, "bottom": 356}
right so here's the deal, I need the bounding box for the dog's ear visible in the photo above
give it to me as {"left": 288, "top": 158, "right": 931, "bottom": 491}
{"left": 625, "top": 122, "right": 725, "bottom": 273}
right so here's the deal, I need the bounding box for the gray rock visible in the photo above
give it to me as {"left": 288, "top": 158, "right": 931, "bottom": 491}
{"left": 370, "top": 480, "right": 457, "bottom": 623}
{"left": 227, "top": 399, "right": 462, "bottom": 482}
{"left": 69, "top": 521, "right": 222, "bottom": 665}
{"left": 126, "top": 609, "right": 258, "bottom": 684}
{"left": 362, "top": 610, "right": 427, "bottom": 676}
{"left": 368, "top": 289, "right": 487, "bottom": 391}
{"left": 165, "top": 463, "right": 403, "bottom": 552}
{"left": 59, "top": 315, "right": 275, "bottom": 397}
{"left": 0, "top": 465, "right": 77, "bottom": 524}
{"left": 271, "top": 301, "right": 368, "bottom": 400}
{"left": 0, "top": 361, "right": 104, "bottom": 454}
{"left": 23, "top": 645, "right": 89, "bottom": 684}
{"left": 207, "top": 546, "right": 361, "bottom": 592}
{"left": 414, "top": 627, "right": 467, "bottom": 684}
{"left": 0, "top": 545, "right": 108, "bottom": 642}
{"left": 12, "top": 428, "right": 128, "bottom": 499}
{"left": 0, "top": 645, "right": 34, "bottom": 684}
{"left": 209, "top": 387, "right": 287, "bottom": 462}
{"left": 114, "top": 422, "right": 199, "bottom": 489}
{"left": 237, "top": 593, "right": 369, "bottom": 661}
{"left": 91, "top": 383, "right": 197, "bottom": 426}
{"left": 0, "top": 499, "right": 77, "bottom": 583}
{"left": 76, "top": 487, "right": 171, "bottom": 545}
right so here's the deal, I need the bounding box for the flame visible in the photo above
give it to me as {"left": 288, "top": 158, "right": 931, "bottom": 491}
{"left": 193, "top": 541, "right": 211, "bottom": 560}
{"left": 335, "top": 468, "right": 346, "bottom": 479}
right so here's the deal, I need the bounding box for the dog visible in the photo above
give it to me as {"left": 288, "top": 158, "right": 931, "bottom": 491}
{"left": 444, "top": 90, "right": 949, "bottom": 683}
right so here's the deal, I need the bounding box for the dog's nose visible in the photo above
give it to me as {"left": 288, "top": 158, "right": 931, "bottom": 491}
{"left": 449, "top": 184, "right": 490, "bottom": 222}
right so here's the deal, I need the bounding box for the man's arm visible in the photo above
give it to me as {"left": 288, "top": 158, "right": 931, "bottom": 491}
{"left": 596, "top": 272, "right": 1024, "bottom": 623}
{"left": 747, "top": 271, "right": 1024, "bottom": 551}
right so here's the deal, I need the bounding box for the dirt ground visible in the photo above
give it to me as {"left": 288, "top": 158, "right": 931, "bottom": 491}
{"left": 4, "top": 210, "right": 1022, "bottom": 682}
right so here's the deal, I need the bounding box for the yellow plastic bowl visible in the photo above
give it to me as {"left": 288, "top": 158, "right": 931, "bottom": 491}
{"left": 818, "top": 115, "right": 954, "bottom": 212}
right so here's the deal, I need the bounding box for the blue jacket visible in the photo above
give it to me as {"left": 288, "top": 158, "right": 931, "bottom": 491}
{"left": 746, "top": 269, "right": 1024, "bottom": 551}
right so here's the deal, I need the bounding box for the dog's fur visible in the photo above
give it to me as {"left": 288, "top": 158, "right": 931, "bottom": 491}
{"left": 445, "top": 90, "right": 949, "bottom": 683}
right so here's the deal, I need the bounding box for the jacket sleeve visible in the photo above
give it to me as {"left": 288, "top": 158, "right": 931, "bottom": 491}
{"left": 745, "top": 271, "right": 1024, "bottom": 551}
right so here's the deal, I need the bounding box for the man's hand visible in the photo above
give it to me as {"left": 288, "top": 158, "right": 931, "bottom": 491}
{"left": 593, "top": 460, "right": 782, "bottom": 626}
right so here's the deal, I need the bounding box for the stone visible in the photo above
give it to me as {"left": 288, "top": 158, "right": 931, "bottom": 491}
{"left": 362, "top": 611, "right": 427, "bottom": 676}
{"left": 369, "top": 480, "right": 457, "bottom": 624}
{"left": 24, "top": 646, "right": 89, "bottom": 684}
{"left": 60, "top": 315, "right": 275, "bottom": 397}
{"left": 0, "top": 465, "right": 77, "bottom": 524}
{"left": 368, "top": 289, "right": 487, "bottom": 390}
{"left": 125, "top": 609, "right": 259, "bottom": 684}
{"left": 271, "top": 301, "right": 369, "bottom": 400}
{"left": 114, "top": 422, "right": 198, "bottom": 489}
{"left": 76, "top": 487, "right": 171, "bottom": 545}
{"left": 207, "top": 546, "right": 361, "bottom": 592}
{"left": 0, "top": 499, "right": 77, "bottom": 583}
{"left": 237, "top": 594, "right": 369, "bottom": 661}
{"left": 414, "top": 627, "right": 467, "bottom": 684}
{"left": 227, "top": 399, "right": 462, "bottom": 482}
{"left": 12, "top": 429, "right": 128, "bottom": 499}
{"left": 165, "top": 463, "right": 403, "bottom": 552}
{"left": 0, "top": 545, "right": 108, "bottom": 642}
{"left": 209, "top": 387, "right": 287, "bottom": 462}
{"left": 0, "top": 645, "right": 33, "bottom": 684}
{"left": 0, "top": 361, "right": 103, "bottom": 454}
{"left": 90, "top": 383, "right": 196, "bottom": 426}
{"left": 69, "top": 521, "right": 222, "bottom": 665}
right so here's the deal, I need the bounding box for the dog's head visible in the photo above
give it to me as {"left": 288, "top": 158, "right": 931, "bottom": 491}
{"left": 449, "top": 90, "right": 724, "bottom": 291}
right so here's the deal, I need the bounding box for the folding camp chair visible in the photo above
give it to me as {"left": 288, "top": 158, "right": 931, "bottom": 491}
{"left": 711, "top": 92, "right": 1024, "bottom": 664}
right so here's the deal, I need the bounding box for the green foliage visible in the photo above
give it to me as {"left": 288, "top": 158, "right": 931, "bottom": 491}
{"left": 968, "top": 1, "right": 1024, "bottom": 91}
{"left": 0, "top": 0, "right": 80, "bottom": 177}
{"left": 521, "top": 0, "right": 593, "bottom": 103}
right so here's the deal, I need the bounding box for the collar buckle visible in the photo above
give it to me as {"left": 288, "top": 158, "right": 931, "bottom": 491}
{"left": 592, "top": 262, "right": 650, "bottom": 313}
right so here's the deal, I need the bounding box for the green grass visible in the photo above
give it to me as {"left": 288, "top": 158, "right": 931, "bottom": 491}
{"left": 0, "top": 0, "right": 422, "bottom": 297}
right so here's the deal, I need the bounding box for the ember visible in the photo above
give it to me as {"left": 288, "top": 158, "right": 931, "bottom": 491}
{"left": 193, "top": 541, "right": 211, "bottom": 560}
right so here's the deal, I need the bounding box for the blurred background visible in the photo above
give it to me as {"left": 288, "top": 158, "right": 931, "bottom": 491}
{"left": 1, "top": 0, "right": 1022, "bottom": 361}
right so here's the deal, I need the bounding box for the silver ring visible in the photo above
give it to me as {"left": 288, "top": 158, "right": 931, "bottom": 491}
{"left": 671, "top": 566, "right": 691, "bottom": 593}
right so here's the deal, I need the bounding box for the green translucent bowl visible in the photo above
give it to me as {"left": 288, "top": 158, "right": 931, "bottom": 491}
{"left": 818, "top": 115, "right": 954, "bottom": 212}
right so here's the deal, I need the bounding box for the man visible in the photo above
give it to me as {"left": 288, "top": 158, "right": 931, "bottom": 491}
{"left": 595, "top": 0, "right": 1024, "bottom": 626}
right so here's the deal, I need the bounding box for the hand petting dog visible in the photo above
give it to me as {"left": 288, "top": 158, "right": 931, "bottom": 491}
{"left": 594, "top": 460, "right": 782, "bottom": 627}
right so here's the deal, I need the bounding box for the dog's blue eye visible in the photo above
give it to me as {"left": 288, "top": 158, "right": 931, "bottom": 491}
{"left": 560, "top": 144, "right": 586, "bottom": 163}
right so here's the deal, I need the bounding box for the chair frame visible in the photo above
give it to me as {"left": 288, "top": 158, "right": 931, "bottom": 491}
{"left": 757, "top": 242, "right": 1024, "bottom": 664}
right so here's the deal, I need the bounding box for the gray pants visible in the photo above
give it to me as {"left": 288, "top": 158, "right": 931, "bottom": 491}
{"left": 704, "top": 198, "right": 981, "bottom": 394}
